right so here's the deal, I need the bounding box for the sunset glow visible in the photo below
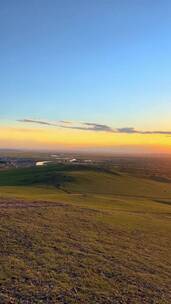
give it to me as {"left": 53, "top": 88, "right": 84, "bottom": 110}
{"left": 1, "top": 122, "right": 171, "bottom": 153}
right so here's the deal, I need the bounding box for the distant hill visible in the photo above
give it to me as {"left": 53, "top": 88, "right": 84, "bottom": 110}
{"left": 1, "top": 163, "right": 171, "bottom": 199}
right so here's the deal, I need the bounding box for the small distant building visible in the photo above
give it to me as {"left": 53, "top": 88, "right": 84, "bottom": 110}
{"left": 0, "top": 157, "right": 35, "bottom": 168}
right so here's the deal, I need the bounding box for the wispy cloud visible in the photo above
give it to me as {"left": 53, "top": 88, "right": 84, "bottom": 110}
{"left": 84, "top": 123, "right": 114, "bottom": 132}
{"left": 116, "top": 127, "right": 171, "bottom": 135}
{"left": 61, "top": 122, "right": 114, "bottom": 132}
{"left": 17, "top": 119, "right": 171, "bottom": 135}
{"left": 17, "top": 119, "right": 113, "bottom": 132}
{"left": 59, "top": 120, "right": 72, "bottom": 124}
{"left": 17, "top": 119, "right": 56, "bottom": 126}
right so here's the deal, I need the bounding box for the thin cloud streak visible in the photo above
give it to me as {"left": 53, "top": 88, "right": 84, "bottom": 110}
{"left": 17, "top": 119, "right": 57, "bottom": 126}
{"left": 62, "top": 122, "right": 113, "bottom": 132}
{"left": 17, "top": 119, "right": 112, "bottom": 132}
{"left": 116, "top": 127, "right": 171, "bottom": 135}
{"left": 59, "top": 120, "right": 72, "bottom": 124}
{"left": 17, "top": 119, "right": 171, "bottom": 135}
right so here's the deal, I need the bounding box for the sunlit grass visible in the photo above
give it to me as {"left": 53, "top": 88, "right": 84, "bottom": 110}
{"left": 0, "top": 166, "right": 170, "bottom": 303}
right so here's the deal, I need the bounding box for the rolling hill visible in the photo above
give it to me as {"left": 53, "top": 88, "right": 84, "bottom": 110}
{"left": 0, "top": 164, "right": 170, "bottom": 303}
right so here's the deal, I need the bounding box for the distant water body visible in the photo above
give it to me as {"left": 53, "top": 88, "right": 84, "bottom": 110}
{"left": 36, "top": 161, "right": 52, "bottom": 166}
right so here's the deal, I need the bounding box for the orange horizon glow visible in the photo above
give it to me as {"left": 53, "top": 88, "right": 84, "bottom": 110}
{"left": 1, "top": 125, "right": 171, "bottom": 154}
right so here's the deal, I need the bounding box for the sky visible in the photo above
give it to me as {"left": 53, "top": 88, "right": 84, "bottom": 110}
{"left": 0, "top": 0, "right": 171, "bottom": 153}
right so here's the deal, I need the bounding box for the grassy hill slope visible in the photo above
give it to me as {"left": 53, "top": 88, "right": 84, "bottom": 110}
{"left": 1, "top": 164, "right": 171, "bottom": 199}
{"left": 0, "top": 165, "right": 170, "bottom": 303}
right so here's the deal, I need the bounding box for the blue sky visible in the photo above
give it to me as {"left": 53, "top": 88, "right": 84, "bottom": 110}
{"left": 0, "top": 0, "right": 171, "bottom": 130}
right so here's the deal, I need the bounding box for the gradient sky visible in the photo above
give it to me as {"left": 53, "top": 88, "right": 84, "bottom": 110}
{"left": 1, "top": 0, "right": 171, "bottom": 153}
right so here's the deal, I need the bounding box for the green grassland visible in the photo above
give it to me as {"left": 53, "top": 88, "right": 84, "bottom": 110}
{"left": 0, "top": 164, "right": 170, "bottom": 303}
